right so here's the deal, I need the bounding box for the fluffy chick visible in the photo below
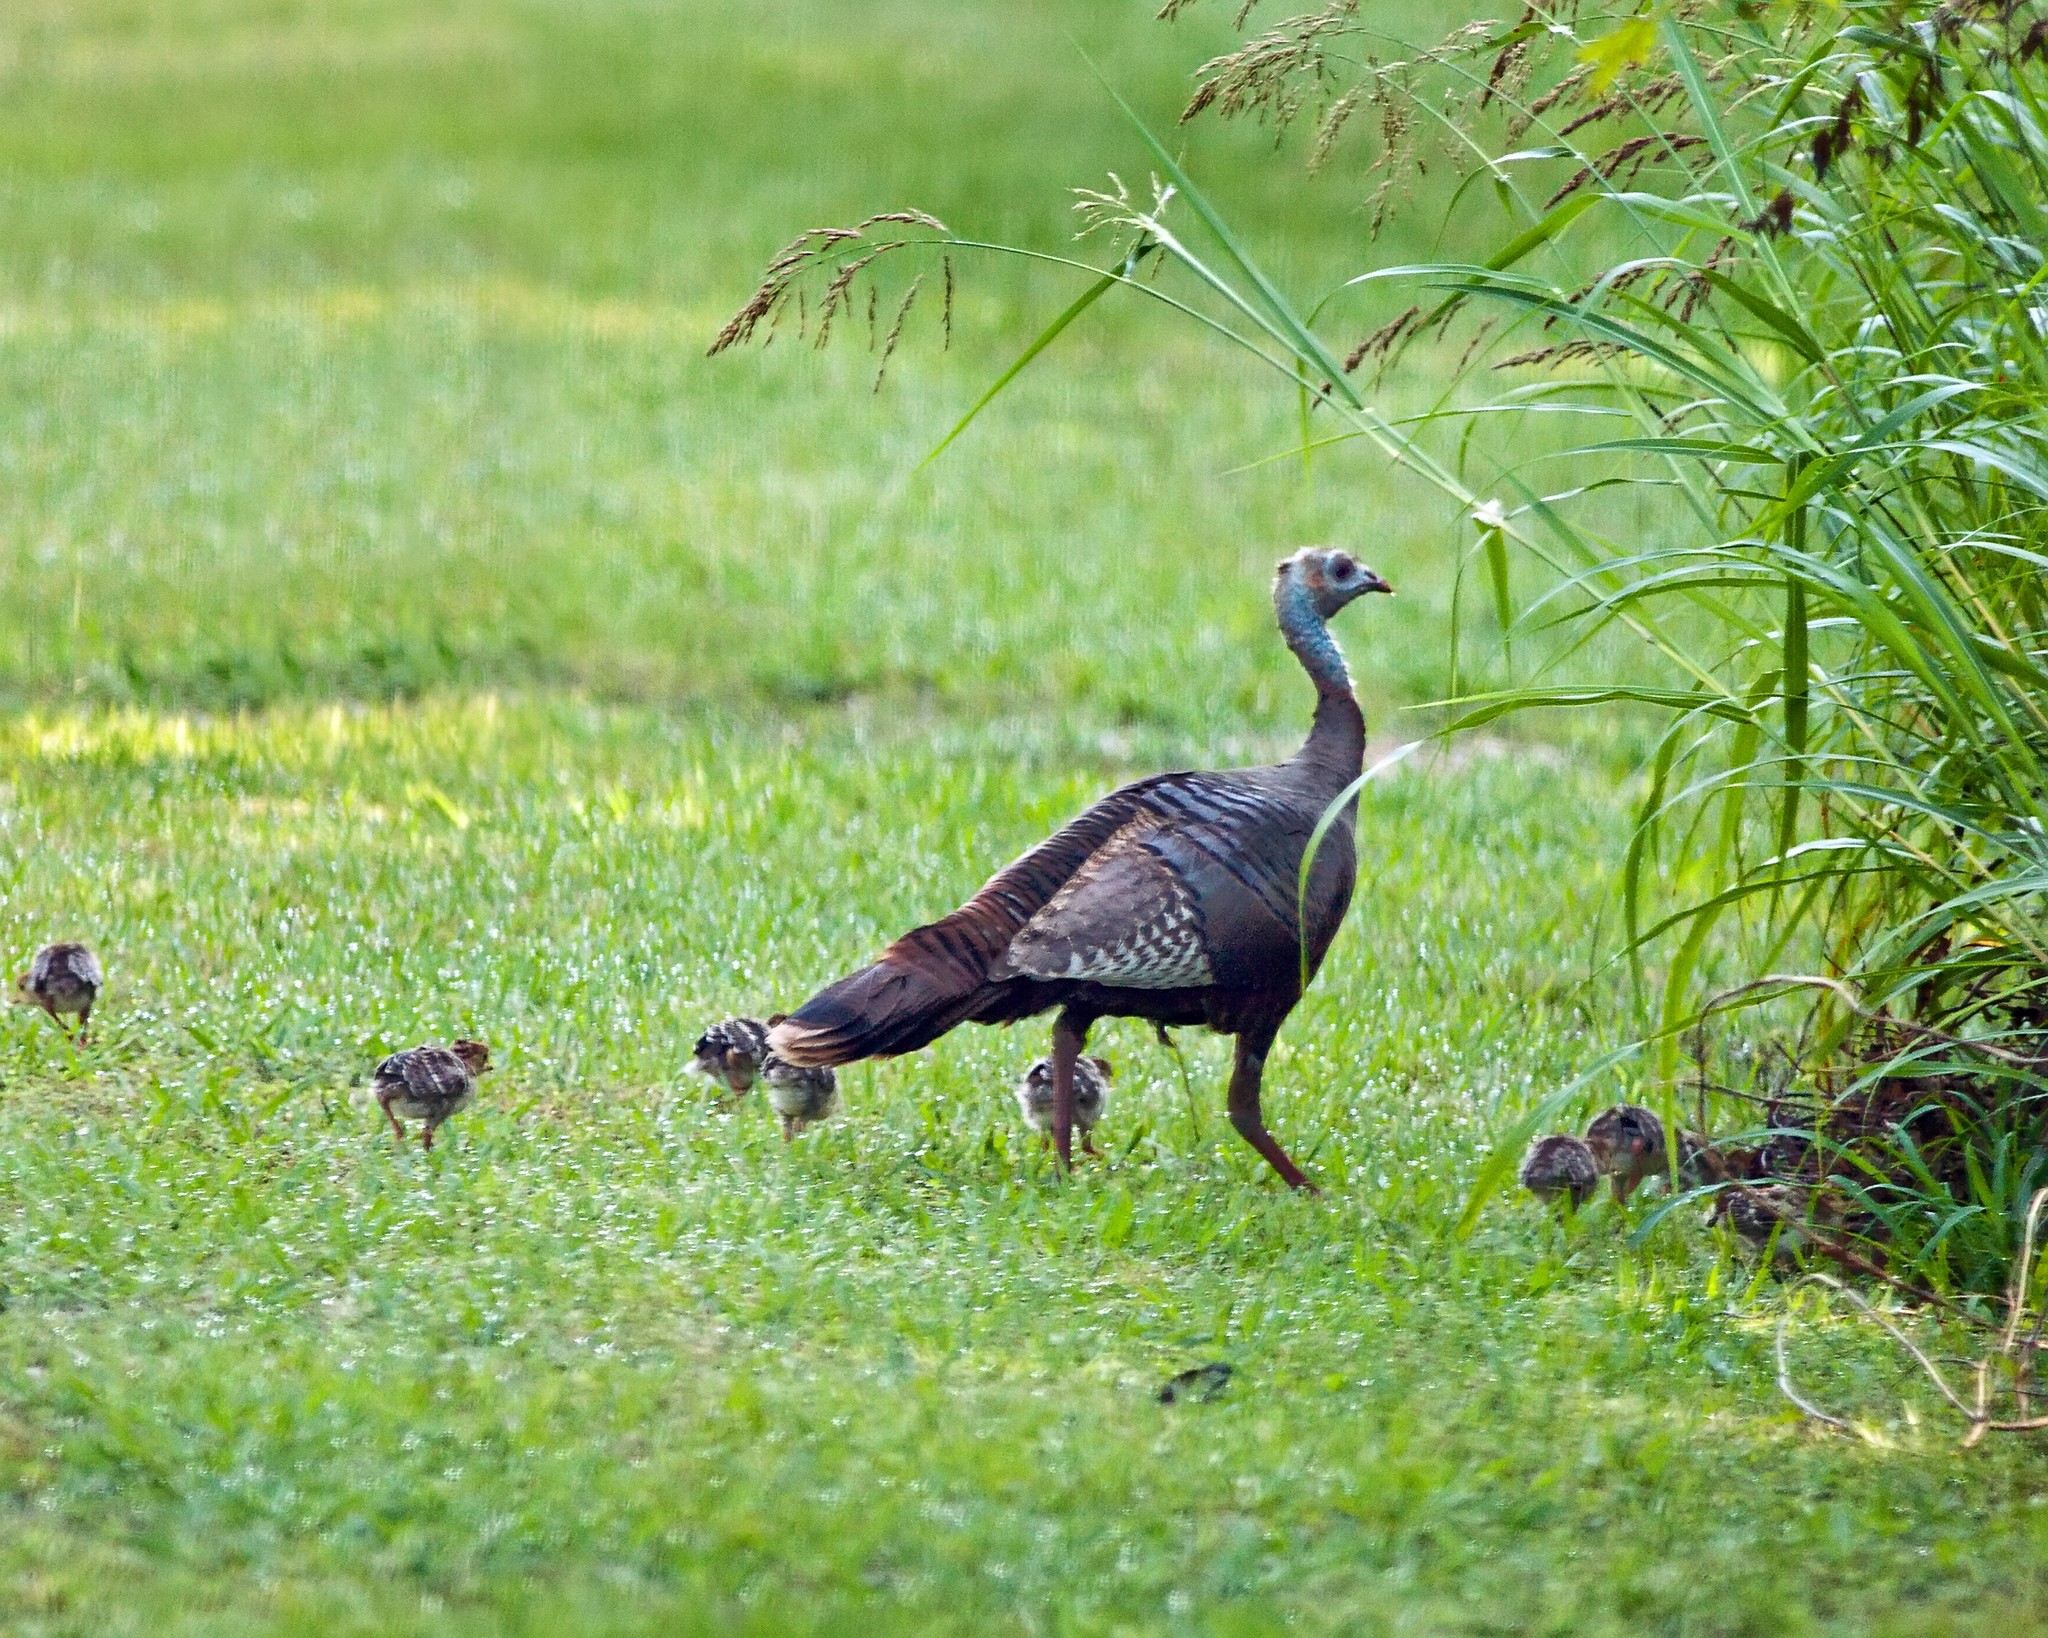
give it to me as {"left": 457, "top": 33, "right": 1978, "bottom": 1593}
{"left": 1675, "top": 1130, "right": 1759, "bottom": 1188}
{"left": 1016, "top": 1055, "right": 1113, "bottom": 1156}
{"left": 763, "top": 1054, "right": 839, "bottom": 1141}
{"left": 1719, "top": 1182, "right": 1844, "bottom": 1263}
{"left": 1519, "top": 1133, "right": 1600, "bottom": 1209}
{"left": 688, "top": 1016, "right": 773, "bottom": 1100}
{"left": 1585, "top": 1103, "right": 1667, "bottom": 1201}
{"left": 374, "top": 1039, "right": 491, "bottom": 1151}
{"left": 12, "top": 942, "right": 103, "bottom": 1039}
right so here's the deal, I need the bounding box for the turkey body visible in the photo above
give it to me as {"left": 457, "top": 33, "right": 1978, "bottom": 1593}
{"left": 770, "top": 547, "right": 1390, "bottom": 1188}
{"left": 889, "top": 759, "right": 1362, "bottom": 1038}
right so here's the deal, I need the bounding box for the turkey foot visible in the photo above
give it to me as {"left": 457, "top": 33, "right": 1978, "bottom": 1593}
{"left": 1228, "top": 1026, "right": 1317, "bottom": 1192}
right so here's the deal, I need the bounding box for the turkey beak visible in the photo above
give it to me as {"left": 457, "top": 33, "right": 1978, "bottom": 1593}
{"left": 1363, "top": 572, "right": 1394, "bottom": 595}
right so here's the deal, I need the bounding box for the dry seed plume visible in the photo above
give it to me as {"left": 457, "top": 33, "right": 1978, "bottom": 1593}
{"left": 709, "top": 211, "right": 950, "bottom": 363}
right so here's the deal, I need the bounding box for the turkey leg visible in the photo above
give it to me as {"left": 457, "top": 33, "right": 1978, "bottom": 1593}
{"left": 1049, "top": 1008, "right": 1091, "bottom": 1169}
{"left": 1227, "top": 1023, "right": 1316, "bottom": 1192}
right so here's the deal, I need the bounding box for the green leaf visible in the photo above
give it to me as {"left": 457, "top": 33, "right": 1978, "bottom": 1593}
{"left": 1100, "top": 1190, "right": 1136, "bottom": 1250}
{"left": 1482, "top": 193, "right": 1604, "bottom": 271}
{"left": 1088, "top": 62, "right": 1358, "bottom": 400}
{"left": 1576, "top": 437, "right": 1783, "bottom": 465}
{"left": 1778, "top": 485, "right": 1809, "bottom": 868}
{"left": 1443, "top": 686, "right": 1756, "bottom": 732}
{"left": 1625, "top": 721, "right": 1684, "bottom": 1010}
{"left": 1297, "top": 741, "right": 1425, "bottom": 992}
{"left": 1696, "top": 271, "right": 1827, "bottom": 367}
{"left": 1477, "top": 504, "right": 1513, "bottom": 657}
{"left": 1579, "top": 13, "right": 1658, "bottom": 93}
{"left": 407, "top": 781, "right": 470, "bottom": 831}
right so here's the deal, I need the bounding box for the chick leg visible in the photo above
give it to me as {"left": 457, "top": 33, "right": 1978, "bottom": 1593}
{"left": 781, "top": 1114, "right": 796, "bottom": 1143}
{"left": 420, "top": 1123, "right": 436, "bottom": 1152}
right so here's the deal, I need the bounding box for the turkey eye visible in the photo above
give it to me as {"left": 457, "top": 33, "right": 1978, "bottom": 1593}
{"left": 1330, "top": 553, "right": 1356, "bottom": 579}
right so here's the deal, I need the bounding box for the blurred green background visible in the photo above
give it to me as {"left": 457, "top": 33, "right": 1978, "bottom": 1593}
{"left": 0, "top": 0, "right": 1474, "bottom": 725}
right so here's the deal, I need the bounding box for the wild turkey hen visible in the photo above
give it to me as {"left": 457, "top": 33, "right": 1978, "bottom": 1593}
{"left": 769, "top": 546, "right": 1391, "bottom": 1189}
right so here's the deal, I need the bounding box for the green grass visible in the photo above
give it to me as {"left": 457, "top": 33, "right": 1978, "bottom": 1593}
{"left": 9, "top": 699, "right": 2048, "bottom": 1636}
{"left": 0, "top": 1, "right": 2044, "bottom": 1632}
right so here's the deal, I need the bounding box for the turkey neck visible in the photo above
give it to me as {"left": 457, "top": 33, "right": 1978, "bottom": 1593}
{"left": 1274, "top": 575, "right": 1365, "bottom": 790}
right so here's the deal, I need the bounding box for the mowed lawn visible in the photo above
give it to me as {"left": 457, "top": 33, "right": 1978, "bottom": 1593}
{"left": 1, "top": 3, "right": 2046, "bottom": 1634}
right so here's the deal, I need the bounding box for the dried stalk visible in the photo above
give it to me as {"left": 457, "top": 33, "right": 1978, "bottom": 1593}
{"left": 1698, "top": 973, "right": 2040, "bottom": 1069}
{"left": 1777, "top": 1189, "right": 2048, "bottom": 1444}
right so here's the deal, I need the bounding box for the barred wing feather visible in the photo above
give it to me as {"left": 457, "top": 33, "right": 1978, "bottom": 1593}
{"left": 380, "top": 1047, "right": 472, "bottom": 1101}
{"left": 998, "top": 815, "right": 1215, "bottom": 989}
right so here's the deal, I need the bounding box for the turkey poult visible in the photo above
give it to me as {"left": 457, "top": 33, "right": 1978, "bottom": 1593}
{"left": 687, "top": 1017, "right": 773, "bottom": 1099}
{"left": 1519, "top": 1134, "right": 1600, "bottom": 1209}
{"left": 768, "top": 547, "right": 1392, "bottom": 1189}
{"left": 1719, "top": 1182, "right": 1841, "bottom": 1262}
{"left": 374, "top": 1040, "right": 492, "bottom": 1151}
{"left": 1675, "top": 1128, "right": 1754, "bottom": 1188}
{"left": 762, "top": 1055, "right": 839, "bottom": 1141}
{"left": 12, "top": 942, "right": 103, "bottom": 1039}
{"left": 1017, "top": 1054, "right": 1112, "bottom": 1155}
{"left": 1585, "top": 1103, "right": 1667, "bottom": 1201}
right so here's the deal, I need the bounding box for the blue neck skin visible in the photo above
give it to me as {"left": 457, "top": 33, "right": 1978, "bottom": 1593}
{"left": 1274, "top": 572, "right": 1353, "bottom": 700}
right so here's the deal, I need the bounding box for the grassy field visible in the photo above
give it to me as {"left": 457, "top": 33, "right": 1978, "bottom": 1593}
{"left": 1, "top": 2, "right": 2045, "bottom": 1632}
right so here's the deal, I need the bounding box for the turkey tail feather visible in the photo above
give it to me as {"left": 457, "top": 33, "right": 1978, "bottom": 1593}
{"left": 769, "top": 773, "right": 1183, "bottom": 1068}
{"left": 767, "top": 950, "right": 981, "bottom": 1066}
